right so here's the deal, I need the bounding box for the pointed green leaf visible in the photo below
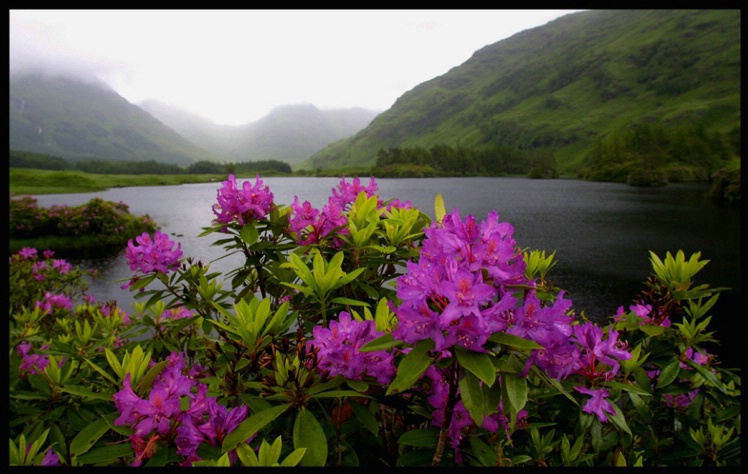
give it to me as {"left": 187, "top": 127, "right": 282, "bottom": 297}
{"left": 386, "top": 339, "right": 435, "bottom": 396}
{"left": 70, "top": 413, "right": 118, "bottom": 458}
{"left": 222, "top": 403, "right": 291, "bottom": 452}
{"left": 293, "top": 408, "right": 327, "bottom": 466}
{"left": 236, "top": 442, "right": 259, "bottom": 466}
{"left": 656, "top": 360, "right": 681, "bottom": 389}
{"left": 607, "top": 403, "right": 633, "bottom": 437}
{"left": 434, "top": 193, "right": 446, "bottom": 223}
{"left": 359, "top": 333, "right": 401, "bottom": 352}
{"left": 501, "top": 373, "right": 528, "bottom": 425}
{"left": 459, "top": 371, "right": 486, "bottom": 425}
{"left": 489, "top": 332, "right": 544, "bottom": 351}
{"left": 350, "top": 401, "right": 380, "bottom": 436}
{"left": 398, "top": 428, "right": 440, "bottom": 447}
{"left": 240, "top": 223, "right": 259, "bottom": 246}
{"left": 455, "top": 346, "right": 496, "bottom": 387}
{"left": 280, "top": 448, "right": 307, "bottom": 467}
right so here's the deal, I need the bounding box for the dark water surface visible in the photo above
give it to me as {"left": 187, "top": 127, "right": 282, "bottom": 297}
{"left": 34, "top": 177, "right": 742, "bottom": 365}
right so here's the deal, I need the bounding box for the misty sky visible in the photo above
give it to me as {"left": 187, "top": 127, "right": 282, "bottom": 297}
{"left": 10, "top": 9, "right": 582, "bottom": 126}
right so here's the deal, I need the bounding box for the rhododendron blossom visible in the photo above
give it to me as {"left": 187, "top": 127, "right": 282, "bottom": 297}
{"left": 212, "top": 174, "right": 274, "bottom": 225}
{"left": 307, "top": 311, "right": 395, "bottom": 384}
{"left": 125, "top": 230, "right": 182, "bottom": 275}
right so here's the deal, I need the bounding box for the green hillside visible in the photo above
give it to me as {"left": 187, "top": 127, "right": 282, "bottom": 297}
{"left": 305, "top": 10, "right": 740, "bottom": 177}
{"left": 9, "top": 74, "right": 220, "bottom": 165}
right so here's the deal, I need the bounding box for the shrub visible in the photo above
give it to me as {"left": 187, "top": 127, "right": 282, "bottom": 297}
{"left": 8, "top": 175, "right": 741, "bottom": 467}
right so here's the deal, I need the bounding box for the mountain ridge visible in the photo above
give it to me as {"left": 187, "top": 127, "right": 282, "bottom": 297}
{"left": 9, "top": 73, "right": 379, "bottom": 166}
{"left": 305, "top": 9, "right": 740, "bottom": 174}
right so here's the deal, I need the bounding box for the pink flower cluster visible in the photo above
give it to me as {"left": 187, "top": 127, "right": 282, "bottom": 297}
{"left": 35, "top": 291, "right": 73, "bottom": 314}
{"left": 212, "top": 174, "right": 274, "bottom": 226}
{"left": 392, "top": 208, "right": 528, "bottom": 352}
{"left": 288, "top": 176, "right": 412, "bottom": 247}
{"left": 124, "top": 230, "right": 183, "bottom": 275}
{"left": 113, "top": 352, "right": 253, "bottom": 466}
{"left": 16, "top": 342, "right": 65, "bottom": 376}
{"left": 307, "top": 311, "right": 396, "bottom": 384}
{"left": 391, "top": 207, "right": 633, "bottom": 426}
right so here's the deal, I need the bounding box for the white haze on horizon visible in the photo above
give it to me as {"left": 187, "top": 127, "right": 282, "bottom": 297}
{"left": 9, "top": 9, "right": 583, "bottom": 126}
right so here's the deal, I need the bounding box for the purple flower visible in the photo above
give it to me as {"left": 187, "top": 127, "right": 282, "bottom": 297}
{"left": 288, "top": 198, "right": 348, "bottom": 247}
{"left": 308, "top": 312, "right": 395, "bottom": 384}
{"left": 329, "top": 176, "right": 378, "bottom": 210}
{"left": 440, "top": 267, "right": 496, "bottom": 326}
{"left": 35, "top": 292, "right": 73, "bottom": 314}
{"left": 16, "top": 342, "right": 50, "bottom": 375}
{"left": 113, "top": 374, "right": 145, "bottom": 427}
{"left": 18, "top": 247, "right": 37, "bottom": 259}
{"left": 51, "top": 259, "right": 72, "bottom": 274}
{"left": 125, "top": 230, "right": 182, "bottom": 274}
{"left": 162, "top": 306, "right": 195, "bottom": 321}
{"left": 212, "top": 174, "right": 274, "bottom": 225}
{"left": 571, "top": 322, "right": 631, "bottom": 382}
{"left": 574, "top": 386, "right": 616, "bottom": 422}
{"left": 175, "top": 414, "right": 205, "bottom": 461}
{"left": 100, "top": 303, "right": 131, "bottom": 325}
{"left": 41, "top": 447, "right": 61, "bottom": 466}
{"left": 393, "top": 208, "right": 528, "bottom": 352}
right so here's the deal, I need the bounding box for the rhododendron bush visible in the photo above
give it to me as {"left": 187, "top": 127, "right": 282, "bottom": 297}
{"left": 9, "top": 175, "right": 741, "bottom": 467}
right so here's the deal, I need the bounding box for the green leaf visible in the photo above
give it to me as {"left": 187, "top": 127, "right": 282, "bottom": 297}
{"left": 459, "top": 371, "right": 486, "bottom": 425}
{"left": 81, "top": 357, "right": 119, "bottom": 386}
{"left": 222, "top": 403, "right": 291, "bottom": 452}
{"left": 398, "top": 428, "right": 440, "bottom": 447}
{"left": 455, "top": 346, "right": 496, "bottom": 387}
{"left": 280, "top": 448, "right": 307, "bottom": 467}
{"left": 236, "top": 443, "right": 259, "bottom": 466}
{"left": 57, "top": 385, "right": 113, "bottom": 401}
{"left": 359, "top": 333, "right": 401, "bottom": 352}
{"left": 602, "top": 380, "right": 651, "bottom": 396}
{"left": 489, "top": 332, "right": 544, "bottom": 351}
{"left": 386, "top": 339, "right": 435, "bottom": 396}
{"left": 501, "top": 373, "right": 528, "bottom": 426}
{"left": 606, "top": 403, "right": 633, "bottom": 437}
{"left": 350, "top": 401, "right": 380, "bottom": 436}
{"left": 70, "top": 413, "right": 118, "bottom": 458}
{"left": 639, "top": 324, "right": 667, "bottom": 337}
{"left": 331, "top": 297, "right": 369, "bottom": 307}
{"left": 684, "top": 358, "right": 730, "bottom": 395}
{"left": 293, "top": 408, "right": 327, "bottom": 466}
{"left": 137, "top": 359, "right": 169, "bottom": 394}
{"left": 73, "top": 444, "right": 133, "bottom": 465}
{"left": 240, "top": 223, "right": 259, "bottom": 246}
{"left": 656, "top": 360, "right": 682, "bottom": 389}
{"left": 434, "top": 193, "right": 446, "bottom": 223}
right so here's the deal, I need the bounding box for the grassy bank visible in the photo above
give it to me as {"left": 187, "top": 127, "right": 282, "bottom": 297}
{"left": 9, "top": 168, "right": 233, "bottom": 195}
{"left": 9, "top": 168, "right": 368, "bottom": 195}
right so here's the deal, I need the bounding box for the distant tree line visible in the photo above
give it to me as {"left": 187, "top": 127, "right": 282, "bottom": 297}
{"left": 371, "top": 144, "right": 558, "bottom": 179}
{"left": 580, "top": 123, "right": 737, "bottom": 185}
{"left": 9, "top": 151, "right": 292, "bottom": 175}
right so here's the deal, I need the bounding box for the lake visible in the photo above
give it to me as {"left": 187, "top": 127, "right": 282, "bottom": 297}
{"left": 33, "top": 177, "right": 741, "bottom": 365}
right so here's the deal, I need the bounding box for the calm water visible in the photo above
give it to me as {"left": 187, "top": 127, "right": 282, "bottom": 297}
{"left": 33, "top": 177, "right": 741, "bottom": 364}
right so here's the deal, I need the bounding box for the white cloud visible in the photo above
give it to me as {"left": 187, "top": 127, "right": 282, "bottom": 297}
{"left": 9, "top": 9, "right": 582, "bottom": 125}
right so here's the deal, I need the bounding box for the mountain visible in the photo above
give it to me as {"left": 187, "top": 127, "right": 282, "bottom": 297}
{"left": 9, "top": 73, "right": 218, "bottom": 165}
{"left": 305, "top": 10, "right": 740, "bottom": 174}
{"left": 139, "top": 101, "right": 379, "bottom": 165}
{"left": 9, "top": 74, "right": 378, "bottom": 169}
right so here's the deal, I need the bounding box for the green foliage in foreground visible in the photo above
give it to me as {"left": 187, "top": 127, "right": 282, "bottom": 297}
{"left": 8, "top": 178, "right": 741, "bottom": 467}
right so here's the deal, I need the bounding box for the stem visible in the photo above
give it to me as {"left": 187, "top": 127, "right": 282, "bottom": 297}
{"left": 432, "top": 360, "right": 458, "bottom": 466}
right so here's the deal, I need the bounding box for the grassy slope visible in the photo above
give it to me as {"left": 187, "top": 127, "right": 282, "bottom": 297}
{"left": 304, "top": 10, "right": 740, "bottom": 174}
{"left": 8, "top": 168, "right": 230, "bottom": 195}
